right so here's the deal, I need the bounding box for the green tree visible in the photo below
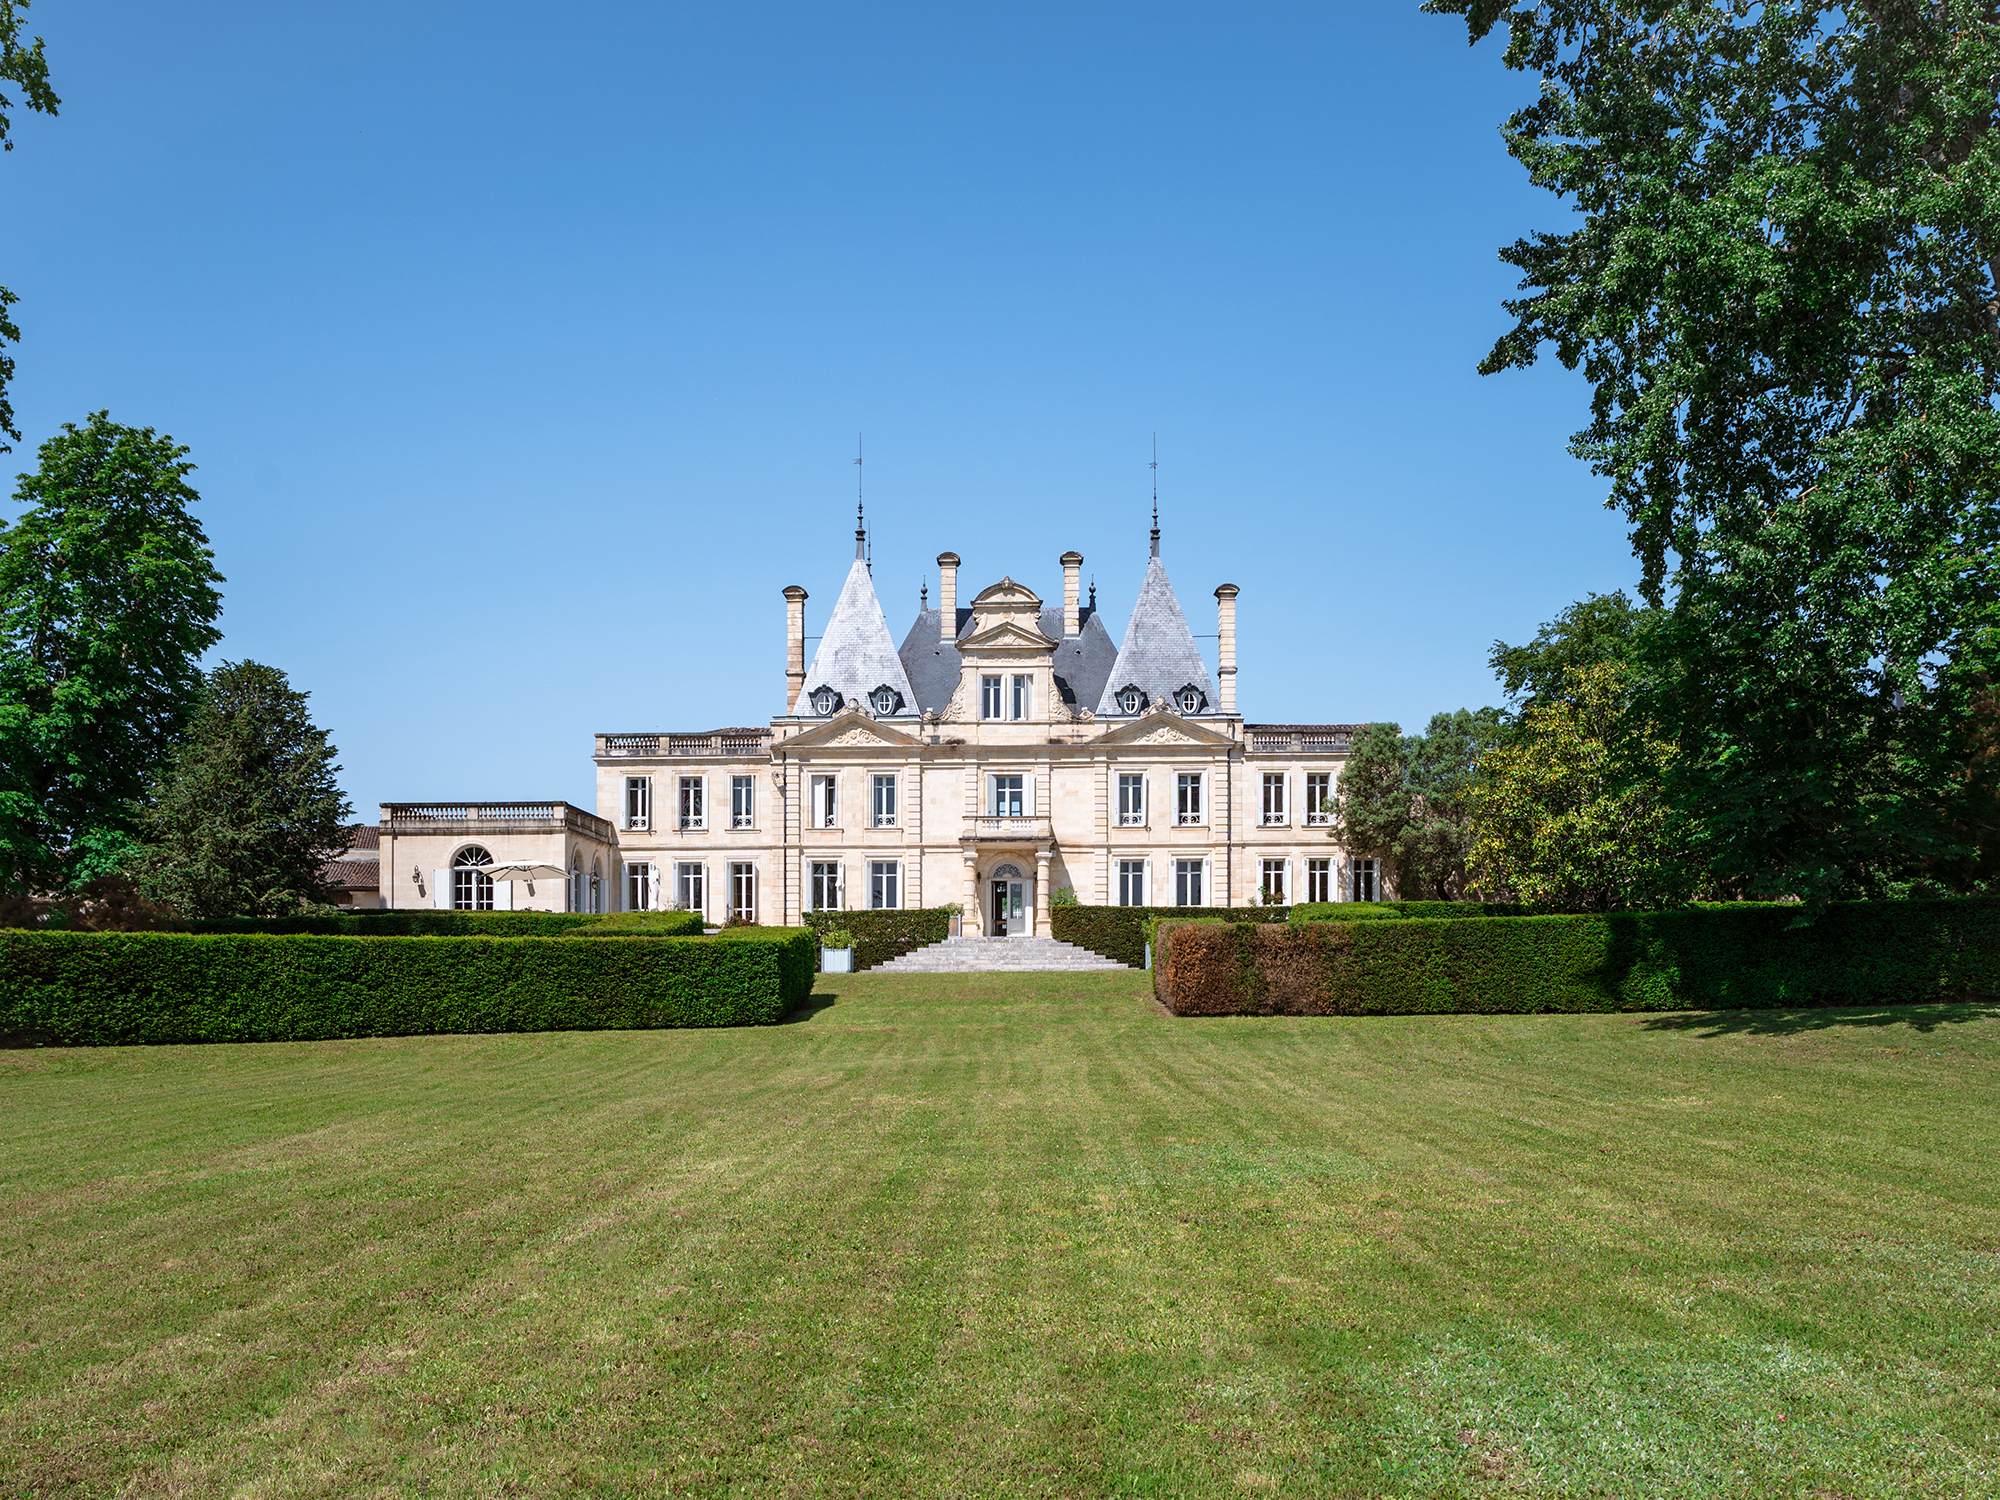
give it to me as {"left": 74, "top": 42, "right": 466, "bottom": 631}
{"left": 0, "top": 414, "right": 225, "bottom": 891}
{"left": 1490, "top": 591, "right": 1652, "bottom": 713}
{"left": 1432, "top": 0, "right": 2000, "bottom": 907}
{"left": 1330, "top": 711, "right": 1507, "bottom": 900}
{"left": 1, "top": 1, "right": 60, "bottom": 450}
{"left": 132, "top": 660, "right": 353, "bottom": 918}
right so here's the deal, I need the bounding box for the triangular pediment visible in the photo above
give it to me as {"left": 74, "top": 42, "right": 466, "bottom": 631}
{"left": 959, "top": 618, "right": 1059, "bottom": 652}
{"left": 1088, "top": 707, "right": 1237, "bottom": 748}
{"left": 783, "top": 707, "right": 923, "bottom": 750}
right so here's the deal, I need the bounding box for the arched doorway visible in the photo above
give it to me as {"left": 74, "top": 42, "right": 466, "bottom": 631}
{"left": 453, "top": 845, "right": 495, "bottom": 911}
{"left": 989, "top": 862, "right": 1030, "bottom": 937}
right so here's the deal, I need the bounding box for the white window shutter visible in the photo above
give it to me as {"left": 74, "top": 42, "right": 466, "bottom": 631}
{"left": 1023, "top": 773, "right": 1037, "bottom": 817}
{"left": 497, "top": 878, "right": 515, "bottom": 911}
{"left": 432, "top": 869, "right": 450, "bottom": 910}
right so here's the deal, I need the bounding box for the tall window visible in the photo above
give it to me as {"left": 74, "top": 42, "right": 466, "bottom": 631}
{"left": 1305, "top": 772, "right": 1333, "bottom": 826}
{"left": 1011, "top": 674, "right": 1030, "bottom": 719}
{"left": 1260, "top": 858, "right": 1287, "bottom": 904}
{"left": 624, "top": 777, "right": 651, "bottom": 831}
{"left": 981, "top": 676, "right": 1002, "bottom": 718}
{"left": 676, "top": 862, "right": 705, "bottom": 915}
{"left": 1176, "top": 773, "right": 1203, "bottom": 826}
{"left": 1306, "top": 857, "right": 1332, "bottom": 904}
{"left": 1118, "top": 859, "right": 1146, "bottom": 906}
{"left": 872, "top": 774, "right": 898, "bottom": 827}
{"left": 991, "top": 775, "right": 1024, "bottom": 817}
{"left": 729, "top": 862, "right": 755, "bottom": 923}
{"left": 452, "top": 845, "right": 494, "bottom": 910}
{"left": 810, "top": 775, "right": 837, "bottom": 828}
{"left": 869, "top": 860, "right": 900, "bottom": 909}
{"left": 625, "top": 861, "right": 653, "bottom": 912}
{"left": 1175, "top": 858, "right": 1204, "bottom": 906}
{"left": 590, "top": 858, "right": 603, "bottom": 914}
{"left": 1117, "top": 773, "right": 1145, "bottom": 826}
{"left": 731, "top": 775, "right": 755, "bottom": 828}
{"left": 678, "top": 776, "right": 705, "bottom": 830}
{"left": 1261, "top": 773, "right": 1287, "bottom": 826}
{"left": 571, "top": 854, "right": 584, "bottom": 914}
{"left": 1351, "top": 858, "right": 1378, "bottom": 903}
{"left": 810, "top": 861, "right": 842, "bottom": 911}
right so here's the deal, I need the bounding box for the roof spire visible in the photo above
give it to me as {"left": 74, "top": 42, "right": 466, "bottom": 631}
{"left": 854, "top": 434, "right": 867, "bottom": 562}
{"left": 1149, "top": 432, "right": 1160, "bottom": 558}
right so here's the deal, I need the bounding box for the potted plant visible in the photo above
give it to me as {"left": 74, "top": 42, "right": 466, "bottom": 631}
{"left": 819, "top": 927, "right": 855, "bottom": 973}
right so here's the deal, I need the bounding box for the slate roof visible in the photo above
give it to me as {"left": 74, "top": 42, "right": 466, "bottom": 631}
{"left": 896, "top": 606, "right": 1117, "bottom": 715}
{"left": 1095, "top": 553, "right": 1219, "bottom": 716}
{"left": 798, "top": 556, "right": 919, "bottom": 717}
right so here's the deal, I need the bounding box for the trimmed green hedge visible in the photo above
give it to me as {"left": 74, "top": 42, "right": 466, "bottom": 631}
{"left": 802, "top": 908, "right": 953, "bottom": 971}
{"left": 1050, "top": 906, "right": 1289, "bottom": 969}
{"left": 1155, "top": 900, "right": 2000, "bottom": 1016}
{"left": 559, "top": 912, "right": 710, "bottom": 938}
{"left": 1286, "top": 903, "right": 1405, "bottom": 923}
{"left": 177, "top": 911, "right": 602, "bottom": 937}
{"left": 1390, "top": 901, "right": 1537, "bottom": 919}
{"left": 0, "top": 928, "right": 818, "bottom": 1046}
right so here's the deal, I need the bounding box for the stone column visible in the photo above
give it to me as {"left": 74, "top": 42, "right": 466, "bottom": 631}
{"left": 1060, "top": 551, "right": 1083, "bottom": 637}
{"left": 1034, "top": 848, "right": 1052, "bottom": 936}
{"left": 937, "top": 553, "right": 960, "bottom": 643}
{"left": 1214, "top": 584, "right": 1239, "bottom": 715}
{"left": 963, "top": 850, "right": 982, "bottom": 935}
{"left": 783, "top": 585, "right": 809, "bottom": 712}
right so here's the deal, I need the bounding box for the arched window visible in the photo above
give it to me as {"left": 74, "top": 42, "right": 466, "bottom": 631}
{"left": 1177, "top": 685, "right": 1205, "bottom": 714}
{"left": 870, "top": 685, "right": 900, "bottom": 715}
{"left": 1116, "top": 686, "right": 1144, "bottom": 714}
{"left": 453, "top": 845, "right": 494, "bottom": 911}
{"left": 571, "top": 852, "right": 583, "bottom": 914}
{"left": 811, "top": 686, "right": 838, "bottom": 715}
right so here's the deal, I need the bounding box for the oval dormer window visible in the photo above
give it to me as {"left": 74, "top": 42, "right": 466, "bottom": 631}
{"left": 811, "top": 687, "right": 837, "bottom": 715}
{"left": 1117, "top": 687, "right": 1143, "bottom": 714}
{"left": 1178, "top": 687, "right": 1203, "bottom": 714}
{"left": 871, "top": 686, "right": 899, "bottom": 715}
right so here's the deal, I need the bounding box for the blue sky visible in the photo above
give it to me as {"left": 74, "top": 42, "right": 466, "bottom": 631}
{"left": 1, "top": 1, "right": 1634, "bottom": 814}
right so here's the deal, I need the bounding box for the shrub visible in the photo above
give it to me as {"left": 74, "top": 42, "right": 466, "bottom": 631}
{"left": 802, "top": 908, "right": 952, "bottom": 972}
{"left": 1050, "top": 906, "right": 1288, "bottom": 970}
{"left": 1154, "top": 900, "right": 2000, "bottom": 1016}
{"left": 560, "top": 912, "right": 709, "bottom": 938}
{"left": 0, "top": 928, "right": 818, "bottom": 1046}
{"left": 1391, "top": 900, "right": 1536, "bottom": 919}
{"left": 1286, "top": 903, "right": 1405, "bottom": 923}
{"left": 177, "top": 911, "right": 602, "bottom": 937}
{"left": 1050, "top": 885, "right": 1080, "bottom": 907}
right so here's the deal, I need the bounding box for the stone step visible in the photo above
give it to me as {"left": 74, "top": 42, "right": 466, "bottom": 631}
{"left": 872, "top": 935, "right": 1132, "bottom": 974}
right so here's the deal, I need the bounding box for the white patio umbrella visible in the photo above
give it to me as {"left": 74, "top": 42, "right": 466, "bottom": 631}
{"left": 484, "top": 861, "right": 569, "bottom": 897}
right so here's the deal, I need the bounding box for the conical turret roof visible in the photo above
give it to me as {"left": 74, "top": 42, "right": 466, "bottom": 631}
{"left": 798, "top": 552, "right": 919, "bottom": 717}
{"left": 1096, "top": 551, "right": 1218, "bottom": 716}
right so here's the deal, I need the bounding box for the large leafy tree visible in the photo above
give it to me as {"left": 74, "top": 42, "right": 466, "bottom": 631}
{"left": 1490, "top": 590, "right": 1652, "bottom": 711}
{"left": 132, "top": 660, "right": 352, "bottom": 917}
{"left": 1, "top": 1, "right": 60, "bottom": 450}
{"left": 1330, "top": 710, "right": 1507, "bottom": 899}
{"left": 0, "top": 414, "right": 225, "bottom": 891}
{"left": 1432, "top": 0, "right": 2000, "bottom": 906}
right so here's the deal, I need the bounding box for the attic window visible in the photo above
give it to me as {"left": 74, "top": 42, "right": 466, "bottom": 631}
{"left": 869, "top": 685, "right": 902, "bottom": 716}
{"left": 810, "top": 687, "right": 839, "bottom": 716}
{"left": 1116, "top": 685, "right": 1145, "bottom": 714}
{"left": 1176, "top": 685, "right": 1206, "bottom": 714}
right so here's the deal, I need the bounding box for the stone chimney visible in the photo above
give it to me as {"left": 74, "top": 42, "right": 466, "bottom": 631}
{"left": 783, "top": 585, "right": 808, "bottom": 712}
{"left": 937, "top": 552, "right": 960, "bottom": 643}
{"left": 1060, "top": 551, "right": 1083, "bottom": 637}
{"left": 1214, "top": 584, "right": 1239, "bottom": 715}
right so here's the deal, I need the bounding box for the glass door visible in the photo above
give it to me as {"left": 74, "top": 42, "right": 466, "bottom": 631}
{"left": 989, "top": 865, "right": 1028, "bottom": 935}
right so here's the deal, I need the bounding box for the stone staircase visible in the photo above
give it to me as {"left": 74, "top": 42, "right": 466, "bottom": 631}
{"left": 872, "top": 935, "right": 1133, "bottom": 974}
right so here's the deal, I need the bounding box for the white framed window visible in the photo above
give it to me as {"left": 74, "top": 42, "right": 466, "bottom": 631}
{"left": 991, "top": 774, "right": 1025, "bottom": 817}
{"left": 1176, "top": 773, "right": 1204, "bottom": 826}
{"left": 810, "top": 775, "right": 837, "bottom": 829}
{"left": 872, "top": 774, "right": 898, "bottom": 828}
{"left": 678, "top": 776, "right": 705, "bottom": 830}
{"left": 1260, "top": 858, "right": 1287, "bottom": 904}
{"left": 1117, "top": 773, "right": 1145, "bottom": 827}
{"left": 624, "top": 776, "right": 651, "bottom": 831}
{"left": 729, "top": 862, "right": 755, "bottom": 923}
{"left": 981, "top": 675, "right": 1002, "bottom": 718}
{"left": 676, "top": 861, "right": 706, "bottom": 915}
{"left": 870, "top": 685, "right": 900, "bottom": 715}
{"left": 810, "top": 860, "right": 842, "bottom": 911}
{"left": 1118, "top": 858, "right": 1146, "bottom": 907}
{"left": 810, "top": 686, "right": 838, "bottom": 715}
{"left": 452, "top": 845, "right": 494, "bottom": 911}
{"left": 1174, "top": 857, "right": 1205, "bottom": 906}
{"left": 571, "top": 854, "right": 584, "bottom": 914}
{"left": 625, "top": 860, "right": 654, "bottom": 912}
{"left": 1116, "top": 685, "right": 1144, "bottom": 714}
{"left": 1307, "top": 857, "right": 1332, "bottom": 904}
{"left": 1305, "top": 772, "right": 1333, "bottom": 826}
{"left": 732, "top": 775, "right": 755, "bottom": 828}
{"left": 1261, "top": 773, "right": 1287, "bottom": 826}
{"left": 1177, "top": 685, "right": 1204, "bottom": 714}
{"left": 1351, "top": 858, "right": 1378, "bottom": 903}
{"left": 1011, "top": 674, "right": 1030, "bottom": 720}
{"left": 869, "top": 860, "right": 900, "bottom": 909}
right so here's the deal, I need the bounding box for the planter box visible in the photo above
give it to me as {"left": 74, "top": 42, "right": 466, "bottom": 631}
{"left": 820, "top": 946, "right": 853, "bottom": 974}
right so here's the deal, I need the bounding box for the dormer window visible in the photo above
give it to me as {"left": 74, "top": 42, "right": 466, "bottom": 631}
{"left": 869, "top": 684, "right": 902, "bottom": 716}
{"left": 1176, "top": 685, "right": 1206, "bottom": 714}
{"left": 810, "top": 686, "right": 839, "bottom": 716}
{"left": 1115, "top": 685, "right": 1145, "bottom": 714}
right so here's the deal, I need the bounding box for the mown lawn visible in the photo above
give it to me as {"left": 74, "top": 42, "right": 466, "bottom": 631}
{"left": 3, "top": 972, "right": 1998, "bottom": 1498}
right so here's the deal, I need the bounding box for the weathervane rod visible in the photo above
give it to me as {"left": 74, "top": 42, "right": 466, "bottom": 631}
{"left": 1149, "top": 432, "right": 1160, "bottom": 558}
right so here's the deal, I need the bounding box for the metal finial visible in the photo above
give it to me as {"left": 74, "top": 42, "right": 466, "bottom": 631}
{"left": 854, "top": 435, "right": 867, "bottom": 561}
{"left": 1089, "top": 577, "right": 1097, "bottom": 610}
{"left": 1149, "top": 432, "right": 1160, "bottom": 558}
{"left": 921, "top": 580, "right": 928, "bottom": 609}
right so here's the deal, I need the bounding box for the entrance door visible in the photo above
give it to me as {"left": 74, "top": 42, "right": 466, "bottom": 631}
{"left": 989, "top": 863, "right": 1028, "bottom": 936}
